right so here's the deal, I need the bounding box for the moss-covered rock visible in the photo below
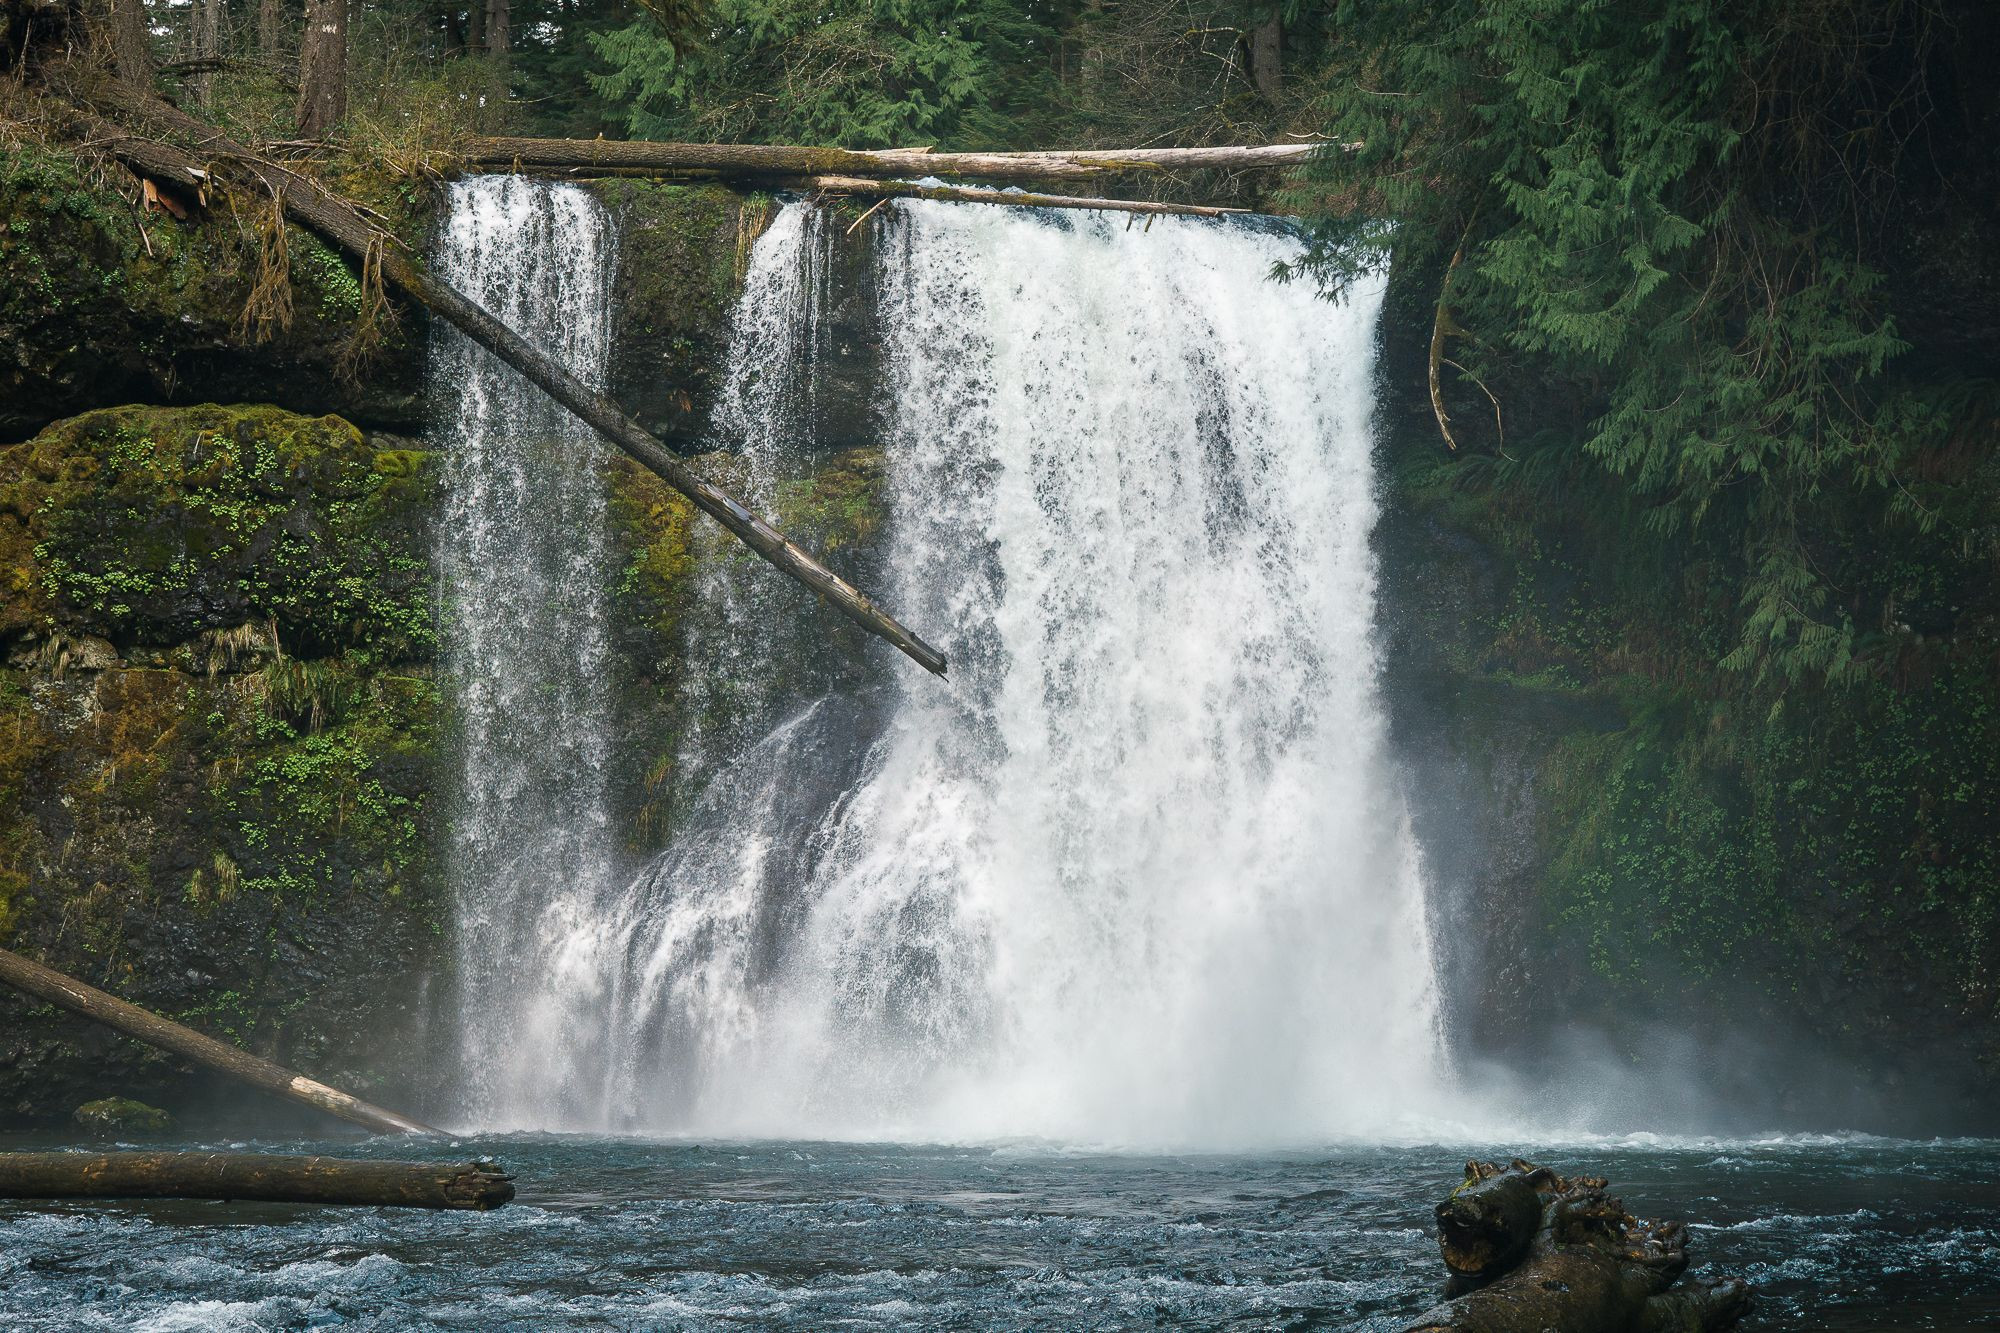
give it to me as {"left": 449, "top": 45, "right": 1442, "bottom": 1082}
{"left": 2, "top": 403, "right": 435, "bottom": 658}
{"left": 0, "top": 403, "right": 441, "bottom": 1127}
{"left": 1377, "top": 409, "right": 2000, "bottom": 1129}
{"left": 0, "top": 143, "right": 425, "bottom": 443}
{"left": 591, "top": 181, "right": 773, "bottom": 446}
{"left": 73, "top": 1096, "right": 174, "bottom": 1137}
{"left": 600, "top": 443, "right": 892, "bottom": 856}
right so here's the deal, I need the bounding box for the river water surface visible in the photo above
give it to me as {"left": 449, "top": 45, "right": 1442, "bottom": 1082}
{"left": 2, "top": 1134, "right": 1996, "bottom": 1329}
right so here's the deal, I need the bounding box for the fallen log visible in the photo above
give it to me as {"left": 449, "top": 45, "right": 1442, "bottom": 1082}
{"left": 464, "top": 137, "right": 1334, "bottom": 184}
{"left": 0, "top": 947, "right": 436, "bottom": 1136}
{"left": 801, "top": 175, "right": 1250, "bottom": 218}
{"left": 0, "top": 1151, "right": 513, "bottom": 1209}
{"left": 1402, "top": 1159, "right": 1752, "bottom": 1333}
{"left": 78, "top": 82, "right": 947, "bottom": 677}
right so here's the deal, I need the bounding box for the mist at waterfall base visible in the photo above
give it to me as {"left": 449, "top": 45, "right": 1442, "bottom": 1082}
{"left": 3, "top": 190, "right": 1993, "bottom": 1333}
{"left": 431, "top": 185, "right": 1914, "bottom": 1152}
{"left": 440, "top": 190, "right": 1453, "bottom": 1147}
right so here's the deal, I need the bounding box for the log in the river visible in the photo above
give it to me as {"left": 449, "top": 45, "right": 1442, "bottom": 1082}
{"left": 0, "top": 947, "right": 436, "bottom": 1136}
{"left": 800, "top": 175, "right": 1250, "bottom": 218}
{"left": 0, "top": 1151, "right": 513, "bottom": 1209}
{"left": 1401, "top": 1160, "right": 1753, "bottom": 1332}
{"left": 78, "top": 83, "right": 947, "bottom": 677}
{"left": 464, "top": 137, "right": 1333, "bottom": 183}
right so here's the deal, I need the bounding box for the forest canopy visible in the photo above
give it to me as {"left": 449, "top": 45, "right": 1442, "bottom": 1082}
{"left": 11, "top": 0, "right": 1996, "bottom": 693}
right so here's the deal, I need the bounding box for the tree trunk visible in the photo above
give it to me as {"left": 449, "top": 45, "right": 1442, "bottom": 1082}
{"left": 467, "top": 0, "right": 484, "bottom": 53}
{"left": 482, "top": 0, "right": 505, "bottom": 54}
{"left": 258, "top": 0, "right": 283, "bottom": 63}
{"left": 102, "top": 0, "right": 155, "bottom": 87}
{"left": 296, "top": 0, "right": 344, "bottom": 137}
{"left": 801, "top": 175, "right": 1250, "bottom": 218}
{"left": 0, "top": 1152, "right": 513, "bottom": 1209}
{"left": 82, "top": 88, "right": 949, "bottom": 676}
{"left": 1248, "top": 17, "right": 1282, "bottom": 102}
{"left": 189, "top": 0, "right": 222, "bottom": 105}
{"left": 462, "top": 137, "right": 1330, "bottom": 183}
{"left": 1402, "top": 1160, "right": 1754, "bottom": 1333}
{"left": 0, "top": 946, "right": 437, "bottom": 1136}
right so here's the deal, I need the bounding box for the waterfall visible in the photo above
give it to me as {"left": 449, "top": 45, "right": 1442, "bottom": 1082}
{"left": 434, "top": 176, "right": 619, "bottom": 1126}
{"left": 564, "top": 201, "right": 1444, "bottom": 1145}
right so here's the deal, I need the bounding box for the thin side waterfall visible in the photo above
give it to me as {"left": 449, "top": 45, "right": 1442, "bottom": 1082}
{"left": 434, "top": 176, "right": 619, "bottom": 1127}
{"left": 559, "top": 201, "right": 1445, "bottom": 1145}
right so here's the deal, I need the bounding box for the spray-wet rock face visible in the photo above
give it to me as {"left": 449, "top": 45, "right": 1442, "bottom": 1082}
{"left": 0, "top": 403, "right": 441, "bottom": 1125}
{"left": 464, "top": 199, "right": 1445, "bottom": 1142}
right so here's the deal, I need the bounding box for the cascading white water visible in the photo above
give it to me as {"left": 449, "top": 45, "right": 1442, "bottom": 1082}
{"left": 573, "top": 201, "right": 1446, "bottom": 1146}
{"left": 434, "top": 176, "right": 620, "bottom": 1126}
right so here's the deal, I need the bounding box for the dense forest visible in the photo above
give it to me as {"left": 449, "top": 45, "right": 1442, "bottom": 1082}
{"left": 0, "top": 0, "right": 1995, "bottom": 1135}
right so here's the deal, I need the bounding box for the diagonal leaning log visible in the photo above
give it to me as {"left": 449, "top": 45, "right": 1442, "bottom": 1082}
{"left": 79, "top": 83, "right": 947, "bottom": 676}
{"left": 0, "top": 946, "right": 436, "bottom": 1136}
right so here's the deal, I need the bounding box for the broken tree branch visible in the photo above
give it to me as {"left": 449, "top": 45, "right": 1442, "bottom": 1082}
{"left": 0, "top": 946, "right": 436, "bottom": 1136}
{"left": 463, "top": 137, "right": 1337, "bottom": 184}
{"left": 0, "top": 1151, "right": 514, "bottom": 1209}
{"left": 78, "top": 82, "right": 948, "bottom": 676}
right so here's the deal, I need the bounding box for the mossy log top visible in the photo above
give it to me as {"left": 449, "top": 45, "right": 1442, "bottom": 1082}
{"left": 0, "top": 1151, "right": 512, "bottom": 1209}
{"left": 1403, "top": 1159, "right": 1751, "bottom": 1333}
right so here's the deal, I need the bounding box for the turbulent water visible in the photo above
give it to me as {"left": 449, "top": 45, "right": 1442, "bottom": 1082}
{"left": 519, "top": 200, "right": 1445, "bottom": 1144}
{"left": 6, "top": 1133, "right": 1997, "bottom": 1330}
{"left": 434, "top": 177, "right": 620, "bottom": 1126}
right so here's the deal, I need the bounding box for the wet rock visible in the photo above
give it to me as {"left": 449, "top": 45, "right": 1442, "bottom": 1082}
{"left": 72, "top": 1097, "right": 174, "bottom": 1137}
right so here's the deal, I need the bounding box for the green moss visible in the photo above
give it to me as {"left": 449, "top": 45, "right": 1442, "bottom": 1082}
{"left": 773, "top": 447, "right": 886, "bottom": 553}
{"left": 2, "top": 404, "right": 436, "bottom": 657}
{"left": 73, "top": 1097, "right": 174, "bottom": 1136}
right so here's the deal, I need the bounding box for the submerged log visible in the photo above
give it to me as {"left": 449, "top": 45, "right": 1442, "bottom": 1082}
{"left": 0, "top": 1151, "right": 513, "bottom": 1209}
{"left": 78, "top": 82, "right": 948, "bottom": 677}
{"left": 0, "top": 947, "right": 436, "bottom": 1136}
{"left": 800, "top": 175, "right": 1251, "bottom": 218}
{"left": 464, "top": 137, "right": 1332, "bottom": 184}
{"left": 1402, "top": 1159, "right": 1752, "bottom": 1333}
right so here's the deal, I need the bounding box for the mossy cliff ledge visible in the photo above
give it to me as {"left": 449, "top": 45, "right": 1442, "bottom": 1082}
{"left": 0, "top": 144, "right": 427, "bottom": 443}
{"left": 0, "top": 403, "right": 441, "bottom": 1126}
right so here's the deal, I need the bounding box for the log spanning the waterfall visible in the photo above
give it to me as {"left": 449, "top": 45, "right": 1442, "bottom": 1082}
{"left": 797, "top": 175, "right": 1251, "bottom": 218}
{"left": 0, "top": 1152, "right": 514, "bottom": 1209}
{"left": 0, "top": 947, "right": 436, "bottom": 1137}
{"left": 463, "top": 137, "right": 1334, "bottom": 184}
{"left": 79, "top": 83, "right": 948, "bottom": 677}
{"left": 1401, "top": 1159, "right": 1753, "bottom": 1333}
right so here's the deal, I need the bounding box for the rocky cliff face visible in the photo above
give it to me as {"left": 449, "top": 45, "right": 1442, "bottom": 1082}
{"left": 1370, "top": 263, "right": 2000, "bottom": 1134}
{"left": 0, "top": 403, "right": 442, "bottom": 1122}
{"left": 0, "top": 143, "right": 870, "bottom": 1124}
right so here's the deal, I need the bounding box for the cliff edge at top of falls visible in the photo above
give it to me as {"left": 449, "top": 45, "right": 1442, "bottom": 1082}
{"left": 1, "top": 131, "right": 775, "bottom": 448}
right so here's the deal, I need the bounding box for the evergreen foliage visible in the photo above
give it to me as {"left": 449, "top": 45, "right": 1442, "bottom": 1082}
{"left": 1289, "top": 0, "right": 1992, "bottom": 687}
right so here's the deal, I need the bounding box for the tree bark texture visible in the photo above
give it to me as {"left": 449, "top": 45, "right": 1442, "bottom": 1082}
{"left": 0, "top": 946, "right": 437, "bottom": 1137}
{"left": 81, "top": 86, "right": 949, "bottom": 676}
{"left": 103, "top": 0, "right": 154, "bottom": 86}
{"left": 258, "top": 0, "right": 283, "bottom": 62}
{"left": 1402, "top": 1160, "right": 1754, "bottom": 1333}
{"left": 482, "top": 0, "right": 506, "bottom": 55}
{"left": 801, "top": 175, "right": 1250, "bottom": 218}
{"left": 1248, "top": 18, "right": 1282, "bottom": 101}
{"left": 189, "top": 0, "right": 222, "bottom": 105}
{"left": 462, "top": 137, "right": 1331, "bottom": 183}
{"left": 296, "top": 0, "right": 344, "bottom": 137}
{"left": 0, "top": 1152, "right": 513, "bottom": 1209}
